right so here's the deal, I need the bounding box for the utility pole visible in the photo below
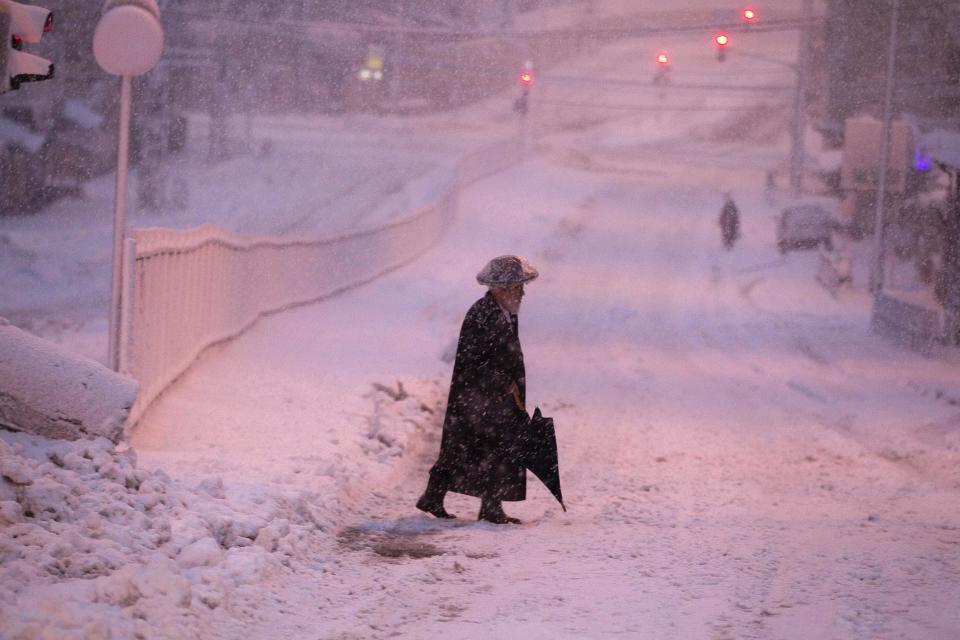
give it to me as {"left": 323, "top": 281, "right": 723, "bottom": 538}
{"left": 389, "top": 0, "right": 405, "bottom": 112}
{"left": 502, "top": 0, "right": 515, "bottom": 29}
{"left": 94, "top": 0, "right": 163, "bottom": 371}
{"left": 789, "top": 0, "right": 811, "bottom": 196}
{"left": 869, "top": 0, "right": 900, "bottom": 294}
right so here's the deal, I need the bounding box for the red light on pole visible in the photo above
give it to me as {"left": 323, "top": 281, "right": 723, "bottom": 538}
{"left": 714, "top": 33, "right": 729, "bottom": 62}
{"left": 519, "top": 70, "right": 533, "bottom": 87}
{"left": 656, "top": 51, "right": 669, "bottom": 66}
{"left": 742, "top": 8, "right": 758, "bottom": 23}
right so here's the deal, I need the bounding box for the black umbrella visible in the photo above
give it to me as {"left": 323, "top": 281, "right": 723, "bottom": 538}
{"left": 513, "top": 407, "right": 566, "bottom": 511}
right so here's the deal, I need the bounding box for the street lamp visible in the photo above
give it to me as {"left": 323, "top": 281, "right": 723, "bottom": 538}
{"left": 93, "top": 0, "right": 164, "bottom": 372}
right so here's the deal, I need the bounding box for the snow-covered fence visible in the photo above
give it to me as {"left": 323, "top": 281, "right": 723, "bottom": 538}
{"left": 121, "top": 138, "right": 523, "bottom": 423}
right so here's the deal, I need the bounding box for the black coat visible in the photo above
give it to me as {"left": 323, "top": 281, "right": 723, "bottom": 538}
{"left": 429, "top": 291, "right": 527, "bottom": 502}
{"left": 720, "top": 201, "right": 740, "bottom": 247}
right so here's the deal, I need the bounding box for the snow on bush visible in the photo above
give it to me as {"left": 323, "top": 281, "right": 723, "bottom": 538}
{"left": 0, "top": 377, "right": 443, "bottom": 639}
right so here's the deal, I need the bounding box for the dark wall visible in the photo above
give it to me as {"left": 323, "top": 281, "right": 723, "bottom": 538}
{"left": 824, "top": 0, "right": 960, "bottom": 141}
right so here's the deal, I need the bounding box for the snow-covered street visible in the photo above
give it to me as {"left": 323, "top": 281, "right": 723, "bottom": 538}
{"left": 3, "top": 3, "right": 960, "bottom": 638}
{"left": 125, "top": 136, "right": 960, "bottom": 639}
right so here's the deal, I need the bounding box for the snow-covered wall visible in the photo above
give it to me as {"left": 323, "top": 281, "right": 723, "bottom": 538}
{"left": 121, "top": 138, "right": 523, "bottom": 424}
{"left": 0, "top": 319, "right": 138, "bottom": 442}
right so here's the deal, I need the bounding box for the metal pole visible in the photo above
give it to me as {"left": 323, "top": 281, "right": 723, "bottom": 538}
{"left": 118, "top": 237, "right": 137, "bottom": 375}
{"left": 790, "top": 0, "right": 811, "bottom": 196}
{"left": 108, "top": 74, "right": 132, "bottom": 371}
{"left": 0, "top": 13, "right": 9, "bottom": 93}
{"left": 390, "top": 0, "right": 405, "bottom": 111}
{"left": 503, "top": 0, "right": 515, "bottom": 29}
{"left": 870, "top": 0, "right": 900, "bottom": 294}
{"left": 520, "top": 91, "right": 528, "bottom": 159}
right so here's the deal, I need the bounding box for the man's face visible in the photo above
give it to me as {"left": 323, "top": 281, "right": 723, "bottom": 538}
{"left": 492, "top": 284, "right": 524, "bottom": 315}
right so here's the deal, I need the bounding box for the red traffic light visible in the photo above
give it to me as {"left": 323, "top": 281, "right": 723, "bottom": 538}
{"left": 742, "top": 8, "right": 758, "bottom": 23}
{"left": 519, "top": 71, "right": 534, "bottom": 87}
{"left": 714, "top": 33, "right": 729, "bottom": 62}
{"left": 656, "top": 51, "right": 670, "bottom": 66}
{"left": 11, "top": 34, "right": 23, "bottom": 50}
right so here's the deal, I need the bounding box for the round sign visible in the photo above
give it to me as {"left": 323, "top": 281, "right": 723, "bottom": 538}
{"left": 93, "top": 4, "right": 164, "bottom": 76}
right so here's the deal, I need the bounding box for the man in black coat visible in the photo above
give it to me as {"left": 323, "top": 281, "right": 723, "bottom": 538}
{"left": 719, "top": 193, "right": 741, "bottom": 250}
{"left": 416, "top": 255, "right": 539, "bottom": 525}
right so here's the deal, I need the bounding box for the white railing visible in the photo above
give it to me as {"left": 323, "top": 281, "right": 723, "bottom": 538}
{"left": 120, "top": 137, "right": 523, "bottom": 424}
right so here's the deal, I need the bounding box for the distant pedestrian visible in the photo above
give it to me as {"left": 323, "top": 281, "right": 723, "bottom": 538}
{"left": 417, "top": 255, "right": 539, "bottom": 525}
{"left": 719, "top": 193, "right": 741, "bottom": 250}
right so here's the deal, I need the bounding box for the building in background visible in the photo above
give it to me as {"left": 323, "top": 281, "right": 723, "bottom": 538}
{"left": 822, "top": 0, "right": 960, "bottom": 142}
{"left": 821, "top": 0, "right": 960, "bottom": 349}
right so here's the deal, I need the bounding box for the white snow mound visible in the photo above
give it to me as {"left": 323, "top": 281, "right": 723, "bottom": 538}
{"left": 0, "top": 319, "right": 138, "bottom": 442}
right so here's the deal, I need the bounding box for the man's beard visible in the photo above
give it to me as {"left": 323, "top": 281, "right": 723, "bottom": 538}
{"left": 502, "top": 298, "right": 521, "bottom": 315}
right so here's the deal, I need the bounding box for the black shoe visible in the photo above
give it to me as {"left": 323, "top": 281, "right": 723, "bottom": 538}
{"left": 416, "top": 494, "right": 455, "bottom": 519}
{"left": 478, "top": 508, "right": 521, "bottom": 525}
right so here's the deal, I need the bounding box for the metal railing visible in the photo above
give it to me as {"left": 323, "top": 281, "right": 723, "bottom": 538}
{"left": 120, "top": 137, "right": 523, "bottom": 424}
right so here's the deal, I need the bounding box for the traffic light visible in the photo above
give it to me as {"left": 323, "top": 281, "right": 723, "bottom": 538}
{"left": 514, "top": 60, "right": 534, "bottom": 115}
{"left": 0, "top": 0, "right": 54, "bottom": 94}
{"left": 653, "top": 50, "right": 671, "bottom": 87}
{"left": 515, "top": 69, "right": 533, "bottom": 115}
{"left": 714, "top": 32, "right": 729, "bottom": 62}
{"left": 742, "top": 7, "right": 758, "bottom": 24}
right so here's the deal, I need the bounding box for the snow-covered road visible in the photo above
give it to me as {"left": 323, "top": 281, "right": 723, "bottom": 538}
{"left": 132, "top": 101, "right": 960, "bottom": 640}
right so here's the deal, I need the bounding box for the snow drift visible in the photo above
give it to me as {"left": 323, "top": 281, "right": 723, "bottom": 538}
{"left": 0, "top": 319, "right": 138, "bottom": 442}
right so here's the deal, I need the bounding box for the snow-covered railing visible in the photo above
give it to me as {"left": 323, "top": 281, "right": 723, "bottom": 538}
{"left": 120, "top": 137, "right": 523, "bottom": 424}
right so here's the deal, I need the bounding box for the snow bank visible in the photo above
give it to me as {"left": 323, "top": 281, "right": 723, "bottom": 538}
{"left": 0, "top": 319, "right": 138, "bottom": 443}
{"left": 0, "top": 378, "right": 443, "bottom": 639}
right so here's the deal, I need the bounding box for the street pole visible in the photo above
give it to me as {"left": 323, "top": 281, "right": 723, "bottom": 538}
{"left": 0, "top": 14, "right": 8, "bottom": 92}
{"left": 789, "top": 0, "right": 811, "bottom": 196}
{"left": 389, "top": 0, "right": 405, "bottom": 112}
{"left": 503, "top": 0, "right": 515, "bottom": 29}
{"left": 869, "top": 0, "right": 900, "bottom": 294}
{"left": 108, "top": 74, "right": 132, "bottom": 371}
{"left": 94, "top": 0, "right": 163, "bottom": 371}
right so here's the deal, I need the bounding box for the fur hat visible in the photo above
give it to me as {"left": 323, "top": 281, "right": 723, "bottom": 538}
{"left": 476, "top": 255, "right": 539, "bottom": 287}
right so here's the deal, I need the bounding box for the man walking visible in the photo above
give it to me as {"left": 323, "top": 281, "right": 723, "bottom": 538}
{"left": 417, "top": 255, "right": 539, "bottom": 525}
{"left": 719, "top": 193, "right": 741, "bottom": 250}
